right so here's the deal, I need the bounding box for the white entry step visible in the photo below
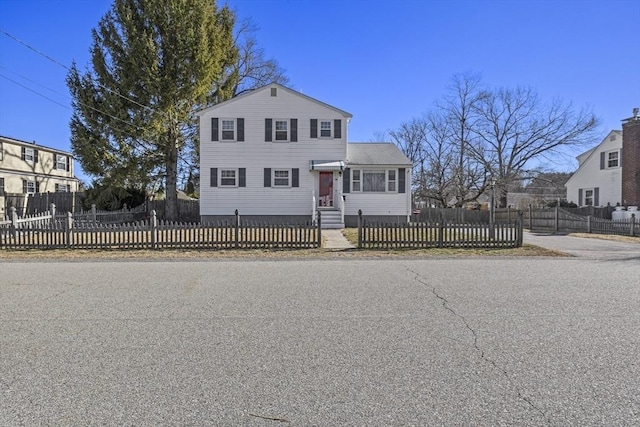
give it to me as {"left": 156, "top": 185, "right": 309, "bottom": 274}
{"left": 319, "top": 210, "right": 344, "bottom": 229}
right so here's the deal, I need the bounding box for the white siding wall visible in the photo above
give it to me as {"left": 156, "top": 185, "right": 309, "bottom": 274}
{"left": 199, "top": 86, "right": 348, "bottom": 216}
{"left": 344, "top": 166, "right": 411, "bottom": 217}
{"left": 566, "top": 133, "right": 622, "bottom": 206}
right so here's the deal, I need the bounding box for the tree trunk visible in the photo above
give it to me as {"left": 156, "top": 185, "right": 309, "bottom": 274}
{"left": 164, "top": 130, "right": 179, "bottom": 221}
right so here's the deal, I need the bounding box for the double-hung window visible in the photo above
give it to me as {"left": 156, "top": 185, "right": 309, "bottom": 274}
{"left": 55, "top": 183, "right": 70, "bottom": 192}
{"left": 24, "top": 147, "right": 35, "bottom": 163}
{"left": 275, "top": 120, "right": 288, "bottom": 141}
{"left": 387, "top": 170, "right": 396, "bottom": 192}
{"left": 273, "top": 169, "right": 290, "bottom": 187}
{"left": 584, "top": 189, "right": 594, "bottom": 206}
{"left": 320, "top": 120, "right": 332, "bottom": 138}
{"left": 220, "top": 169, "right": 237, "bottom": 187}
{"left": 24, "top": 180, "right": 36, "bottom": 194}
{"left": 607, "top": 151, "right": 619, "bottom": 168}
{"left": 56, "top": 154, "right": 67, "bottom": 171}
{"left": 221, "top": 119, "right": 235, "bottom": 141}
{"left": 352, "top": 170, "right": 361, "bottom": 192}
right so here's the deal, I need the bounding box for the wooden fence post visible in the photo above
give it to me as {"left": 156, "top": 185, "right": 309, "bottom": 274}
{"left": 517, "top": 211, "right": 524, "bottom": 247}
{"left": 357, "top": 209, "right": 363, "bottom": 249}
{"left": 49, "top": 203, "right": 56, "bottom": 230}
{"left": 10, "top": 206, "right": 17, "bottom": 238}
{"left": 555, "top": 202, "right": 559, "bottom": 232}
{"left": 587, "top": 215, "right": 591, "bottom": 233}
{"left": 91, "top": 204, "right": 97, "bottom": 226}
{"left": 438, "top": 218, "right": 444, "bottom": 248}
{"left": 235, "top": 209, "right": 239, "bottom": 249}
{"left": 66, "top": 211, "right": 73, "bottom": 248}
{"left": 150, "top": 210, "right": 157, "bottom": 250}
{"left": 631, "top": 214, "right": 636, "bottom": 237}
{"left": 317, "top": 210, "right": 322, "bottom": 248}
{"left": 528, "top": 204, "right": 533, "bottom": 230}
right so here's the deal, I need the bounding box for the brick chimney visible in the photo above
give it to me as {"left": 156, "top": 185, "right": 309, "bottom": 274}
{"left": 621, "top": 108, "right": 640, "bottom": 206}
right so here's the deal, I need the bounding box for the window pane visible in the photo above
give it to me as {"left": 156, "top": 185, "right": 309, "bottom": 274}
{"left": 320, "top": 121, "right": 331, "bottom": 137}
{"left": 363, "top": 171, "right": 385, "bottom": 192}
{"left": 353, "top": 170, "right": 360, "bottom": 180}
{"left": 56, "top": 155, "right": 67, "bottom": 170}
{"left": 220, "top": 170, "right": 236, "bottom": 186}
{"left": 275, "top": 120, "right": 288, "bottom": 141}
{"left": 274, "top": 170, "right": 289, "bottom": 186}
{"left": 221, "top": 120, "right": 235, "bottom": 140}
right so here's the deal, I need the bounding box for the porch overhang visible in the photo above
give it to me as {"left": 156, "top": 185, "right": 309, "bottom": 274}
{"left": 309, "top": 160, "right": 345, "bottom": 171}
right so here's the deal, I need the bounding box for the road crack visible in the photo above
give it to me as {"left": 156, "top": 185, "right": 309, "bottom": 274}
{"left": 404, "top": 264, "right": 552, "bottom": 425}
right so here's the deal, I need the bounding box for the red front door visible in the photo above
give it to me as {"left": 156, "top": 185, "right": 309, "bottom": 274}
{"left": 319, "top": 172, "right": 333, "bottom": 207}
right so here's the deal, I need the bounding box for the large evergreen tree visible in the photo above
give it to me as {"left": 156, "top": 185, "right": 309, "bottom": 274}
{"left": 67, "top": 0, "right": 238, "bottom": 219}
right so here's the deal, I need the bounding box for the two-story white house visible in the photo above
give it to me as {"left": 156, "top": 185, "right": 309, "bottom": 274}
{"left": 197, "top": 84, "right": 412, "bottom": 228}
{"left": 565, "top": 130, "right": 622, "bottom": 207}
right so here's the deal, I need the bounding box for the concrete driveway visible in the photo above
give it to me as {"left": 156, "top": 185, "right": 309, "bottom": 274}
{"left": 1, "top": 257, "right": 639, "bottom": 426}
{"left": 524, "top": 231, "right": 640, "bottom": 260}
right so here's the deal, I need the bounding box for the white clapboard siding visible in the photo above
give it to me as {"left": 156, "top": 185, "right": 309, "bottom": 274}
{"left": 199, "top": 84, "right": 350, "bottom": 217}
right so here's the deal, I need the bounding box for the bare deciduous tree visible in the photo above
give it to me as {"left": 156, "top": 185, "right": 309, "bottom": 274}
{"left": 390, "top": 73, "right": 598, "bottom": 209}
{"left": 470, "top": 87, "right": 598, "bottom": 207}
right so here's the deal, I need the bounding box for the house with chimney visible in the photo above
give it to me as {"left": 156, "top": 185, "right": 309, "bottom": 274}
{"left": 565, "top": 108, "right": 640, "bottom": 208}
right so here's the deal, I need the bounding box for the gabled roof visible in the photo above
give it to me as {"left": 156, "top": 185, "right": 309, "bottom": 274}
{"left": 196, "top": 83, "right": 353, "bottom": 118}
{"left": 0, "top": 135, "right": 74, "bottom": 156}
{"left": 565, "top": 129, "right": 622, "bottom": 186}
{"left": 347, "top": 143, "right": 412, "bottom": 166}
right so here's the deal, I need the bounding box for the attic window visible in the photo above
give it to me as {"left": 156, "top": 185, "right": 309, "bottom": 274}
{"left": 610, "top": 134, "right": 616, "bottom": 141}
{"left": 271, "top": 87, "right": 277, "bottom": 97}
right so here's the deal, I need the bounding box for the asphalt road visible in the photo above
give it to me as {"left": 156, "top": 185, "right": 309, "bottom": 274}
{"left": 524, "top": 231, "right": 640, "bottom": 260}
{"left": 1, "top": 255, "right": 639, "bottom": 426}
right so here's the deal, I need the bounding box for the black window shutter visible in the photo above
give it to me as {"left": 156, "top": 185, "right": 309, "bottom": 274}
{"left": 343, "top": 168, "right": 350, "bottom": 193}
{"left": 212, "top": 118, "right": 219, "bottom": 141}
{"left": 600, "top": 152, "right": 605, "bottom": 170}
{"left": 66, "top": 156, "right": 70, "bottom": 172}
{"left": 239, "top": 168, "right": 246, "bottom": 187}
{"left": 578, "top": 189, "right": 583, "bottom": 206}
{"left": 55, "top": 183, "right": 59, "bottom": 192}
{"left": 290, "top": 119, "right": 298, "bottom": 142}
{"left": 237, "top": 118, "right": 244, "bottom": 142}
{"left": 310, "top": 119, "right": 318, "bottom": 138}
{"left": 265, "top": 119, "right": 272, "bottom": 142}
{"left": 594, "top": 187, "right": 599, "bottom": 206}
{"left": 264, "top": 168, "right": 271, "bottom": 187}
{"left": 21, "top": 146, "right": 25, "bottom": 160}
{"left": 398, "top": 168, "right": 406, "bottom": 193}
{"left": 35, "top": 181, "right": 40, "bottom": 193}
{"left": 34, "top": 150, "right": 38, "bottom": 163}
{"left": 210, "top": 168, "right": 218, "bottom": 187}
{"left": 334, "top": 119, "right": 342, "bottom": 139}
{"left": 23, "top": 179, "right": 27, "bottom": 193}
{"left": 292, "top": 168, "right": 299, "bottom": 187}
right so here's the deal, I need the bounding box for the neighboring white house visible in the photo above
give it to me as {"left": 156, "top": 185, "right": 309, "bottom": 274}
{"left": 565, "top": 130, "right": 622, "bottom": 207}
{"left": 197, "top": 83, "right": 412, "bottom": 228}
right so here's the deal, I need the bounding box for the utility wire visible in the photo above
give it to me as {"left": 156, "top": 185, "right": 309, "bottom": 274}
{"left": 0, "top": 71, "right": 155, "bottom": 154}
{"left": 0, "top": 28, "right": 155, "bottom": 114}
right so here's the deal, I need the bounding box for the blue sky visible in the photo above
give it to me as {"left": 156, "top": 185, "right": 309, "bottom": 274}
{"left": 1, "top": 0, "right": 639, "bottom": 183}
